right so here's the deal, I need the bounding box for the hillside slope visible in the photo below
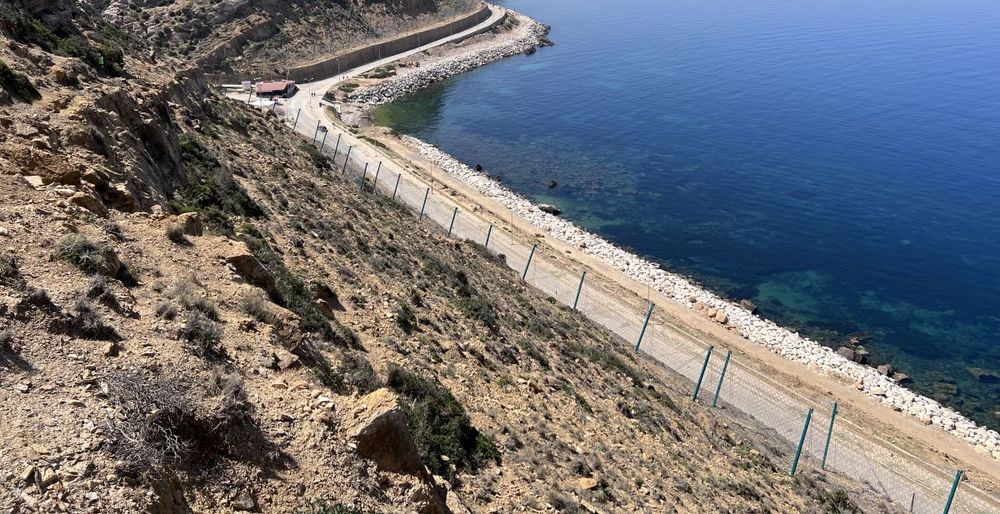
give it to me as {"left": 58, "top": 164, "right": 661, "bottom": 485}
{"left": 0, "top": 2, "right": 901, "bottom": 513}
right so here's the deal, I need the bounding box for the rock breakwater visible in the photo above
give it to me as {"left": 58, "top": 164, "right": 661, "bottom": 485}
{"left": 403, "top": 136, "right": 1000, "bottom": 459}
{"left": 348, "top": 11, "right": 551, "bottom": 109}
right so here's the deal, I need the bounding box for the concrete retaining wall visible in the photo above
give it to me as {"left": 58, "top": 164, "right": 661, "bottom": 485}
{"left": 206, "top": 4, "right": 501, "bottom": 85}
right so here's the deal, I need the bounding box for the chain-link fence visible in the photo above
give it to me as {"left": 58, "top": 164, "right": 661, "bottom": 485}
{"left": 270, "top": 99, "right": 998, "bottom": 514}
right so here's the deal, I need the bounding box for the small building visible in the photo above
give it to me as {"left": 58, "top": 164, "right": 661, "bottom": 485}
{"left": 254, "top": 80, "right": 298, "bottom": 98}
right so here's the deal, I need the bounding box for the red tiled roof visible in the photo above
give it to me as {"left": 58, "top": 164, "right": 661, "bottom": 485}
{"left": 255, "top": 80, "right": 295, "bottom": 94}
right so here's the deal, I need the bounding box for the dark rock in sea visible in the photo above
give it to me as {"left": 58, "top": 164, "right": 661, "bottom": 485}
{"left": 738, "top": 299, "right": 758, "bottom": 315}
{"left": 894, "top": 372, "right": 911, "bottom": 384}
{"left": 538, "top": 204, "right": 561, "bottom": 216}
{"left": 548, "top": 180, "right": 558, "bottom": 189}
{"left": 932, "top": 382, "right": 958, "bottom": 397}
{"left": 876, "top": 364, "right": 894, "bottom": 377}
{"left": 967, "top": 367, "right": 1000, "bottom": 384}
{"left": 835, "top": 346, "right": 855, "bottom": 361}
{"left": 475, "top": 164, "right": 483, "bottom": 172}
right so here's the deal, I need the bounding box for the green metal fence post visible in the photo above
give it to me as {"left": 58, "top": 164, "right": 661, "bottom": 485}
{"left": 692, "top": 345, "right": 715, "bottom": 402}
{"left": 521, "top": 244, "right": 537, "bottom": 281}
{"left": 942, "top": 469, "right": 963, "bottom": 514}
{"left": 311, "top": 121, "right": 321, "bottom": 143}
{"left": 373, "top": 162, "right": 382, "bottom": 194}
{"left": 821, "top": 402, "right": 839, "bottom": 470}
{"left": 342, "top": 146, "right": 353, "bottom": 174}
{"left": 484, "top": 224, "right": 494, "bottom": 249}
{"left": 909, "top": 493, "right": 915, "bottom": 512}
{"left": 572, "top": 271, "right": 587, "bottom": 310}
{"left": 333, "top": 133, "right": 342, "bottom": 155}
{"left": 292, "top": 109, "right": 301, "bottom": 130}
{"left": 635, "top": 302, "right": 654, "bottom": 352}
{"left": 711, "top": 350, "right": 732, "bottom": 407}
{"left": 790, "top": 408, "right": 814, "bottom": 477}
{"left": 419, "top": 188, "right": 430, "bottom": 220}
{"left": 392, "top": 173, "right": 401, "bottom": 200}
{"left": 359, "top": 163, "right": 368, "bottom": 189}
{"left": 447, "top": 207, "right": 458, "bottom": 237}
{"left": 319, "top": 132, "right": 328, "bottom": 152}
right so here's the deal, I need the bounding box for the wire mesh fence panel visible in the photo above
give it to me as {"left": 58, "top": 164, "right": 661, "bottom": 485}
{"left": 451, "top": 212, "right": 488, "bottom": 244}
{"left": 523, "top": 254, "right": 578, "bottom": 307}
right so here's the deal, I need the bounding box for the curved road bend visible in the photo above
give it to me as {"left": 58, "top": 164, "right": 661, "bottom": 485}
{"left": 285, "top": 3, "right": 506, "bottom": 128}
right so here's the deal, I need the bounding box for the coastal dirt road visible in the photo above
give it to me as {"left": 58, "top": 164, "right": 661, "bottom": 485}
{"left": 284, "top": 4, "right": 506, "bottom": 125}
{"left": 239, "top": 6, "right": 999, "bottom": 512}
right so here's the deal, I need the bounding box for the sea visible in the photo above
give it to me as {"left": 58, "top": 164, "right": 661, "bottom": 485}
{"left": 373, "top": 0, "right": 1000, "bottom": 428}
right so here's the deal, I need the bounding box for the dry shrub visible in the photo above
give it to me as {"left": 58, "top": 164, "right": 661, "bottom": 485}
{"left": 104, "top": 369, "right": 261, "bottom": 476}
{"left": 104, "top": 372, "right": 195, "bottom": 474}
{"left": 179, "top": 310, "right": 223, "bottom": 357}
{"left": 168, "top": 276, "right": 219, "bottom": 320}
{"left": 166, "top": 223, "right": 189, "bottom": 245}
{"left": 240, "top": 292, "right": 278, "bottom": 325}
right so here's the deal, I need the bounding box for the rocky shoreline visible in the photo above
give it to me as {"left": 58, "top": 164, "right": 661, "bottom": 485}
{"left": 347, "top": 10, "right": 551, "bottom": 111}
{"left": 341, "top": 7, "right": 1000, "bottom": 459}
{"left": 401, "top": 138, "right": 1000, "bottom": 459}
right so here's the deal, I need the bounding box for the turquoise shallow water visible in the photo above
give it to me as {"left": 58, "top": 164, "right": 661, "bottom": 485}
{"left": 374, "top": 0, "right": 1000, "bottom": 427}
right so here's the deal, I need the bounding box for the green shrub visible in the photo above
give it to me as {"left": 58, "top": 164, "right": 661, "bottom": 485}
{"left": 395, "top": 301, "right": 416, "bottom": 334}
{"left": 457, "top": 297, "right": 499, "bottom": 336}
{"left": 338, "top": 82, "right": 359, "bottom": 93}
{"left": 1, "top": 15, "right": 124, "bottom": 76}
{"left": 0, "top": 60, "right": 40, "bottom": 102}
{"left": 169, "top": 135, "right": 264, "bottom": 235}
{"left": 385, "top": 365, "right": 500, "bottom": 482}
{"left": 301, "top": 142, "right": 332, "bottom": 170}
{"left": 56, "top": 234, "right": 108, "bottom": 274}
{"left": 239, "top": 231, "right": 343, "bottom": 343}
{"left": 331, "top": 352, "right": 380, "bottom": 395}
{"left": 0, "top": 255, "right": 21, "bottom": 285}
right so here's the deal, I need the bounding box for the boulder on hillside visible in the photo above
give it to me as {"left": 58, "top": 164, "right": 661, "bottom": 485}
{"left": 175, "top": 212, "right": 204, "bottom": 236}
{"left": 876, "top": 364, "right": 894, "bottom": 377}
{"left": 69, "top": 192, "right": 109, "bottom": 217}
{"left": 225, "top": 242, "right": 283, "bottom": 304}
{"left": 345, "top": 388, "right": 427, "bottom": 476}
{"left": 343, "top": 388, "right": 449, "bottom": 513}
{"left": 836, "top": 346, "right": 855, "bottom": 361}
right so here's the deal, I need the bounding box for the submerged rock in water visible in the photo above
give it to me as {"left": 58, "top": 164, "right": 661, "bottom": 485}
{"left": 967, "top": 367, "right": 1000, "bottom": 384}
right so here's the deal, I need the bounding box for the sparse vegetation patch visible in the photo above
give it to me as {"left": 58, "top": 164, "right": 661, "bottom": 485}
{"left": 0, "top": 60, "right": 40, "bottom": 102}
{"left": 386, "top": 365, "right": 500, "bottom": 482}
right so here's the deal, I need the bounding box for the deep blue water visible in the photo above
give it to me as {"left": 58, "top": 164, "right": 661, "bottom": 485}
{"left": 374, "top": 0, "right": 1000, "bottom": 427}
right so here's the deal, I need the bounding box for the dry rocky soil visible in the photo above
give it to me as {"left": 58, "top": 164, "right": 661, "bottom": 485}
{"left": 0, "top": 1, "right": 908, "bottom": 512}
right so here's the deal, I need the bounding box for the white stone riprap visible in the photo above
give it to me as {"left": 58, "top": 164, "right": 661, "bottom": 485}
{"left": 348, "top": 11, "right": 550, "bottom": 109}
{"left": 403, "top": 136, "right": 1000, "bottom": 459}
